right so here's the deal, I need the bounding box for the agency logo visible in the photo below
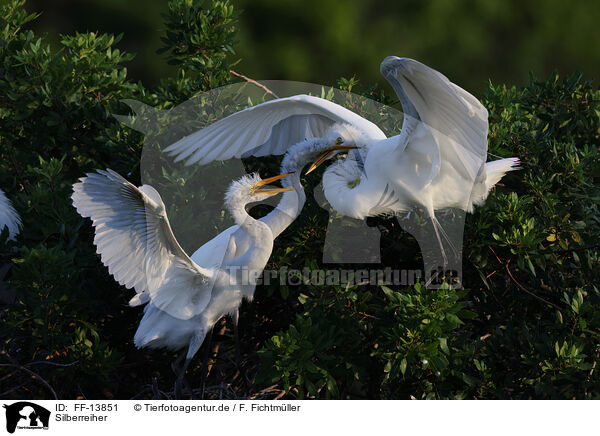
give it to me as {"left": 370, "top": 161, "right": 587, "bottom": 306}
{"left": 3, "top": 402, "right": 50, "bottom": 434}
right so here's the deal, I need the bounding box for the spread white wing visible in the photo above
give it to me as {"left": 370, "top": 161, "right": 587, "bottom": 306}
{"left": 164, "top": 94, "right": 387, "bottom": 166}
{"left": 72, "top": 169, "right": 214, "bottom": 320}
{"left": 0, "top": 188, "right": 21, "bottom": 241}
{"left": 380, "top": 56, "right": 489, "bottom": 190}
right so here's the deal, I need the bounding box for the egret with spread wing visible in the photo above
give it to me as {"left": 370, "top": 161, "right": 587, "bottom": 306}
{"left": 72, "top": 169, "right": 294, "bottom": 397}
{"left": 309, "top": 57, "right": 520, "bottom": 267}
{"left": 165, "top": 57, "right": 519, "bottom": 272}
{"left": 0, "top": 188, "right": 21, "bottom": 241}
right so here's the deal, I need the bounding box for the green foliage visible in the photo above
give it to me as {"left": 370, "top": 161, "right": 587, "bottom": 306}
{"left": 21, "top": 0, "right": 600, "bottom": 95}
{"left": 257, "top": 73, "right": 600, "bottom": 399}
{"left": 155, "top": 0, "right": 238, "bottom": 103}
{"left": 258, "top": 282, "right": 476, "bottom": 399}
{"left": 1, "top": 0, "right": 599, "bottom": 400}
{"left": 158, "top": 0, "right": 238, "bottom": 70}
{"left": 0, "top": 0, "right": 239, "bottom": 399}
{"left": 234, "top": 0, "right": 600, "bottom": 94}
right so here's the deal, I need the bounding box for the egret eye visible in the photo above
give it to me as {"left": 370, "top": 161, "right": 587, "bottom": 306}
{"left": 335, "top": 137, "right": 344, "bottom": 145}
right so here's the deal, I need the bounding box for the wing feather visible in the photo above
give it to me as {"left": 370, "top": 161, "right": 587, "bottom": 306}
{"left": 164, "top": 94, "right": 386, "bottom": 165}
{"left": 380, "top": 57, "right": 488, "bottom": 188}
{"left": 0, "top": 188, "right": 21, "bottom": 241}
{"left": 72, "top": 169, "right": 214, "bottom": 320}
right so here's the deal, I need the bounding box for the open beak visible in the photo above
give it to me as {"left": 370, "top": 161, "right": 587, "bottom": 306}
{"left": 305, "top": 144, "right": 359, "bottom": 175}
{"left": 252, "top": 172, "right": 296, "bottom": 195}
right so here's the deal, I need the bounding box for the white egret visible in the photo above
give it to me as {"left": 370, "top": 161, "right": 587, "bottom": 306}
{"left": 164, "top": 57, "right": 519, "bottom": 266}
{"left": 0, "top": 188, "right": 21, "bottom": 241}
{"left": 308, "top": 57, "right": 520, "bottom": 265}
{"left": 72, "top": 169, "right": 295, "bottom": 397}
{"left": 70, "top": 137, "right": 351, "bottom": 397}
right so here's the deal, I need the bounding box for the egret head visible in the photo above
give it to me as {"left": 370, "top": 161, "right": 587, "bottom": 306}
{"left": 324, "top": 123, "right": 365, "bottom": 145}
{"left": 305, "top": 126, "right": 362, "bottom": 175}
{"left": 225, "top": 173, "right": 295, "bottom": 208}
{"left": 276, "top": 135, "right": 356, "bottom": 176}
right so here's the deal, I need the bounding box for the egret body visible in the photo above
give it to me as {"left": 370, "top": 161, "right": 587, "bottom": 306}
{"left": 72, "top": 170, "right": 294, "bottom": 395}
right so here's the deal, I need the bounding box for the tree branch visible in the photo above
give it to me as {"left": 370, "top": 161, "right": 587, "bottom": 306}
{"left": 0, "top": 363, "right": 58, "bottom": 399}
{"left": 488, "top": 246, "right": 562, "bottom": 311}
{"left": 230, "top": 70, "right": 280, "bottom": 99}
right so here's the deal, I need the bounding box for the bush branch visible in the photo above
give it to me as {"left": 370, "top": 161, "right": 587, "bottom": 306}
{"left": 230, "top": 70, "right": 279, "bottom": 99}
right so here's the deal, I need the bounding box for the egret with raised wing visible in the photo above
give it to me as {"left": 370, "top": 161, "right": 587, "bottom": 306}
{"left": 72, "top": 169, "right": 294, "bottom": 397}
{"left": 165, "top": 57, "right": 519, "bottom": 270}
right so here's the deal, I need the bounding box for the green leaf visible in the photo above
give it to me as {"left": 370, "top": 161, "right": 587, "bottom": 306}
{"left": 526, "top": 256, "right": 536, "bottom": 277}
{"left": 446, "top": 313, "right": 464, "bottom": 326}
{"left": 439, "top": 337, "right": 449, "bottom": 354}
{"left": 399, "top": 358, "right": 407, "bottom": 376}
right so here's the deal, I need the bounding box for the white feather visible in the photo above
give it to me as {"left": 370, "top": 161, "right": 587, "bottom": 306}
{"left": 0, "top": 188, "right": 21, "bottom": 241}
{"left": 72, "top": 169, "right": 214, "bottom": 320}
{"left": 163, "top": 94, "right": 386, "bottom": 166}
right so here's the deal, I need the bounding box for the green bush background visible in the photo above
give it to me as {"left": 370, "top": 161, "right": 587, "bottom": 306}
{"left": 24, "top": 0, "right": 600, "bottom": 94}
{"left": 1, "top": 0, "right": 599, "bottom": 399}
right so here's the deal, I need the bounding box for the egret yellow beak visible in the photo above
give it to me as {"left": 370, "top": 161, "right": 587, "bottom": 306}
{"left": 305, "top": 144, "right": 359, "bottom": 175}
{"left": 251, "top": 172, "right": 296, "bottom": 195}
